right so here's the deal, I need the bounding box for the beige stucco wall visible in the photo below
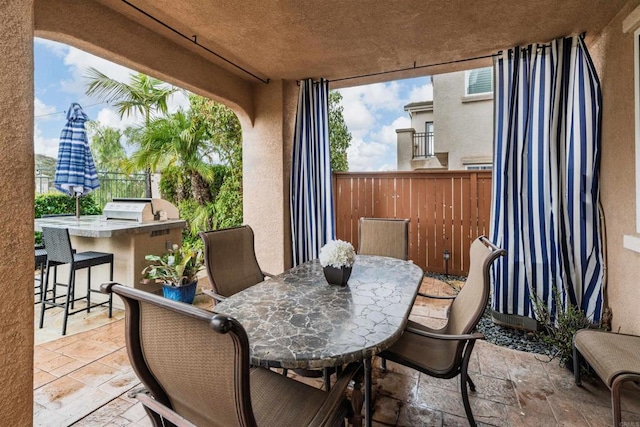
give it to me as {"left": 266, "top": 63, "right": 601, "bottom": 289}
{"left": 432, "top": 72, "right": 493, "bottom": 170}
{"left": 588, "top": 0, "right": 640, "bottom": 335}
{"left": 0, "top": 0, "right": 35, "bottom": 422}
{"left": 241, "top": 80, "right": 298, "bottom": 274}
{"left": 409, "top": 109, "right": 434, "bottom": 131}
{"left": 396, "top": 128, "right": 414, "bottom": 171}
{"left": 34, "top": 0, "right": 254, "bottom": 122}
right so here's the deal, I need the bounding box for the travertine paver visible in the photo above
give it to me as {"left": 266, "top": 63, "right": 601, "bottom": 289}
{"left": 33, "top": 276, "right": 640, "bottom": 426}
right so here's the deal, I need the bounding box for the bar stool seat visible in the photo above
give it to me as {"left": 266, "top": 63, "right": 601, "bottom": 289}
{"left": 39, "top": 227, "right": 114, "bottom": 335}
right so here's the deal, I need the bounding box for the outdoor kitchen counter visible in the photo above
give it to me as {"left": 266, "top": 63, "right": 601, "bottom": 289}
{"left": 35, "top": 215, "right": 187, "bottom": 307}
{"left": 34, "top": 215, "right": 186, "bottom": 237}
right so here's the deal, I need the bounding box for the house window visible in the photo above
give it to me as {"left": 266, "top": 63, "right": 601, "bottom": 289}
{"left": 465, "top": 164, "right": 492, "bottom": 171}
{"left": 465, "top": 67, "right": 493, "bottom": 96}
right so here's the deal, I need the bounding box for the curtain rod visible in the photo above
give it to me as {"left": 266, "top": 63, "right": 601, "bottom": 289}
{"left": 120, "top": 0, "right": 270, "bottom": 84}
{"left": 328, "top": 52, "right": 500, "bottom": 84}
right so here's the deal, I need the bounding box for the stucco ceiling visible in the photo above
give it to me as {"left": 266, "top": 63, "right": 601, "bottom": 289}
{"left": 99, "top": 0, "right": 627, "bottom": 87}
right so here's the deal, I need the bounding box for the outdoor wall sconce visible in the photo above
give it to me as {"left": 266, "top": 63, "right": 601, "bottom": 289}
{"left": 443, "top": 249, "right": 450, "bottom": 276}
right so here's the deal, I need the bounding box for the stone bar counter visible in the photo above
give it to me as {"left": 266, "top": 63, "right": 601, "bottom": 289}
{"left": 35, "top": 215, "right": 186, "bottom": 304}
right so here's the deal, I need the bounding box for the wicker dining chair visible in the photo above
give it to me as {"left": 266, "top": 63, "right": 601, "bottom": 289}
{"left": 378, "top": 236, "right": 505, "bottom": 427}
{"left": 358, "top": 218, "right": 409, "bottom": 260}
{"left": 199, "top": 225, "right": 273, "bottom": 302}
{"left": 102, "top": 283, "right": 361, "bottom": 427}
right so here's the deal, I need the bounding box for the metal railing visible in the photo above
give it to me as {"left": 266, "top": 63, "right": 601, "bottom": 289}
{"left": 412, "top": 132, "right": 434, "bottom": 158}
{"left": 35, "top": 169, "right": 148, "bottom": 208}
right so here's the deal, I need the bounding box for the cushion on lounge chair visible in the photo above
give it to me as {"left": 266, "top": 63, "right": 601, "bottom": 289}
{"left": 574, "top": 329, "right": 640, "bottom": 386}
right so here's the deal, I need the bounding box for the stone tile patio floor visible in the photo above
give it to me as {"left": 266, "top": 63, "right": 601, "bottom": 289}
{"left": 33, "top": 276, "right": 640, "bottom": 426}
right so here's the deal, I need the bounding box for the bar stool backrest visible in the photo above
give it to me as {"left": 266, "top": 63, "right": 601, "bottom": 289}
{"left": 42, "top": 227, "right": 74, "bottom": 264}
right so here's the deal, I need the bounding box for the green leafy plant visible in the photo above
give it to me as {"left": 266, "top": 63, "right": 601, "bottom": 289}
{"left": 142, "top": 243, "right": 204, "bottom": 287}
{"left": 34, "top": 193, "right": 102, "bottom": 244}
{"left": 531, "top": 286, "right": 600, "bottom": 367}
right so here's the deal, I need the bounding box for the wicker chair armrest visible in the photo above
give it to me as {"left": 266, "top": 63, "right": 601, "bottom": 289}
{"left": 308, "top": 362, "right": 362, "bottom": 427}
{"left": 405, "top": 327, "right": 484, "bottom": 342}
{"left": 129, "top": 388, "right": 197, "bottom": 427}
{"left": 202, "top": 289, "right": 227, "bottom": 302}
{"left": 417, "top": 292, "right": 457, "bottom": 300}
{"left": 100, "top": 282, "right": 123, "bottom": 294}
{"left": 262, "top": 271, "right": 275, "bottom": 279}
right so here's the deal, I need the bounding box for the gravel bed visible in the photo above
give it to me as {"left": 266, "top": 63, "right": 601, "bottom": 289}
{"left": 425, "top": 272, "right": 556, "bottom": 357}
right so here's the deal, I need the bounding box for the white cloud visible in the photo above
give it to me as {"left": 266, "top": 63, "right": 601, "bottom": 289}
{"left": 34, "top": 97, "right": 57, "bottom": 119}
{"left": 377, "top": 163, "right": 395, "bottom": 171}
{"left": 59, "top": 46, "right": 137, "bottom": 99}
{"left": 34, "top": 37, "right": 68, "bottom": 57}
{"left": 340, "top": 98, "right": 375, "bottom": 140}
{"left": 34, "top": 124, "right": 59, "bottom": 158}
{"left": 408, "top": 82, "right": 434, "bottom": 102}
{"left": 346, "top": 137, "right": 394, "bottom": 172}
{"left": 94, "top": 107, "right": 141, "bottom": 131}
{"left": 339, "top": 81, "right": 405, "bottom": 115}
{"left": 371, "top": 115, "right": 411, "bottom": 148}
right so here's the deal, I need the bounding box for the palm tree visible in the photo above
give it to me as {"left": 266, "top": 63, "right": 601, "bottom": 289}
{"left": 84, "top": 68, "right": 180, "bottom": 194}
{"left": 128, "top": 110, "right": 214, "bottom": 205}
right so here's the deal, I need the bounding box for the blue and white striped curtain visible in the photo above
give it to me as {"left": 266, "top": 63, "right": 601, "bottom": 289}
{"left": 290, "top": 79, "right": 336, "bottom": 266}
{"left": 490, "top": 35, "right": 604, "bottom": 322}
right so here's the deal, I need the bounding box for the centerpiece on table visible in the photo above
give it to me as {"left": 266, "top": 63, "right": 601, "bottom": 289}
{"left": 319, "top": 239, "right": 356, "bottom": 286}
{"left": 142, "top": 243, "right": 204, "bottom": 304}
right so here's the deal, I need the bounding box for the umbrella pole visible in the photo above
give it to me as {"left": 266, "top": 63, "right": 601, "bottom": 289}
{"left": 75, "top": 194, "right": 80, "bottom": 218}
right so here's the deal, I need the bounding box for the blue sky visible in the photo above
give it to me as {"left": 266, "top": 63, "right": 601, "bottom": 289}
{"left": 34, "top": 38, "right": 433, "bottom": 171}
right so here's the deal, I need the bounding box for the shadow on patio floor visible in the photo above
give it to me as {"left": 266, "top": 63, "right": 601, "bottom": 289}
{"left": 33, "top": 278, "right": 640, "bottom": 426}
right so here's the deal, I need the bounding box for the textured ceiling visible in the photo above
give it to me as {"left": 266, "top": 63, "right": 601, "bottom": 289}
{"left": 99, "top": 0, "right": 627, "bottom": 86}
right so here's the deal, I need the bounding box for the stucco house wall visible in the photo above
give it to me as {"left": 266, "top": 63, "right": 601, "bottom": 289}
{"left": 0, "top": 1, "right": 35, "bottom": 423}
{"left": 432, "top": 71, "right": 493, "bottom": 170}
{"left": 588, "top": 0, "right": 640, "bottom": 335}
{"left": 396, "top": 70, "right": 493, "bottom": 171}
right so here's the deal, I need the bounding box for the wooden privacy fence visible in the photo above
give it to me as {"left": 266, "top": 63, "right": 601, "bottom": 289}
{"left": 333, "top": 170, "right": 493, "bottom": 276}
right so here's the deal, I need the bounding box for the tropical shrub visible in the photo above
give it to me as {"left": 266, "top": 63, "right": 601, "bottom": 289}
{"left": 34, "top": 193, "right": 102, "bottom": 244}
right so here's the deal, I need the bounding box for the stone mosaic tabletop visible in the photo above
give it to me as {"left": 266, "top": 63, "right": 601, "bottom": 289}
{"left": 213, "top": 255, "right": 424, "bottom": 369}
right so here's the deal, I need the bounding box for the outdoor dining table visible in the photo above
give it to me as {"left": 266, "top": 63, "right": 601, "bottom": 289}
{"left": 212, "top": 254, "right": 424, "bottom": 427}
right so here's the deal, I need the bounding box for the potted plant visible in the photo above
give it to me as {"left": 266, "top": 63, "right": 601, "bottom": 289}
{"left": 319, "top": 239, "right": 356, "bottom": 286}
{"left": 142, "top": 243, "right": 204, "bottom": 304}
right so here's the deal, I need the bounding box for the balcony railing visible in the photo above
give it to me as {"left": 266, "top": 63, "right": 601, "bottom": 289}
{"left": 413, "top": 132, "right": 434, "bottom": 158}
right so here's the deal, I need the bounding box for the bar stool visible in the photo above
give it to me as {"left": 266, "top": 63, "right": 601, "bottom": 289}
{"left": 39, "top": 227, "right": 114, "bottom": 335}
{"left": 34, "top": 244, "right": 47, "bottom": 303}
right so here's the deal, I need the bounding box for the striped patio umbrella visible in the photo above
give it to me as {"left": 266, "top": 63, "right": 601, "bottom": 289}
{"left": 54, "top": 103, "right": 100, "bottom": 218}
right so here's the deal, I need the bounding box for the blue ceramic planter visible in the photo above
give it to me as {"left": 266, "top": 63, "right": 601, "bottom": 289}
{"left": 162, "top": 281, "right": 197, "bottom": 304}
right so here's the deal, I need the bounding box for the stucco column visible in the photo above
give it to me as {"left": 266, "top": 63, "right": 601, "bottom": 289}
{"left": 241, "top": 80, "right": 298, "bottom": 274}
{"left": 0, "top": 0, "right": 34, "bottom": 423}
{"left": 396, "top": 128, "right": 415, "bottom": 171}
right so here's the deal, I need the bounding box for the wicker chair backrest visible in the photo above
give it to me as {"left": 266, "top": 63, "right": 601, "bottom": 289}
{"left": 358, "top": 218, "right": 409, "bottom": 260}
{"left": 446, "top": 236, "right": 504, "bottom": 336}
{"left": 110, "top": 285, "right": 256, "bottom": 427}
{"left": 42, "top": 227, "right": 74, "bottom": 264}
{"left": 199, "top": 225, "right": 265, "bottom": 298}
